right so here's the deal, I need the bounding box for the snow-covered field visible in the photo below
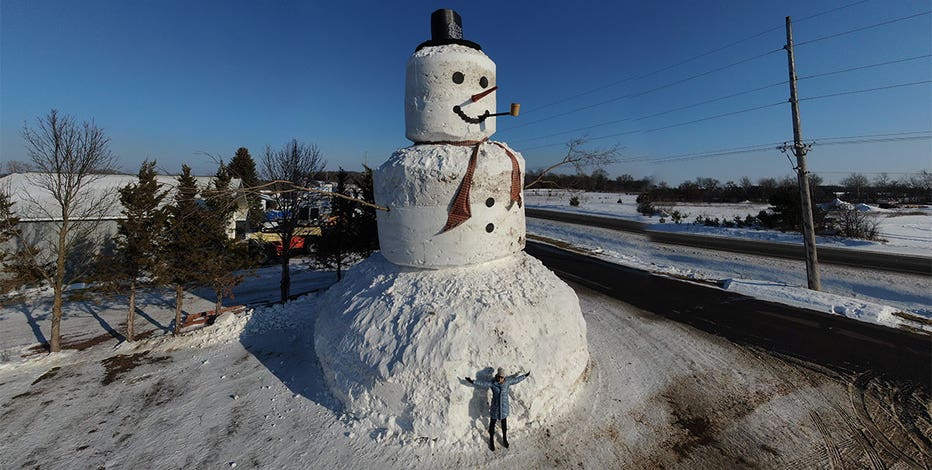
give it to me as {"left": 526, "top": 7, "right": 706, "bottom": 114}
{"left": 525, "top": 190, "right": 931, "bottom": 332}
{"left": 526, "top": 190, "right": 932, "bottom": 256}
{"left": 2, "top": 285, "right": 928, "bottom": 469}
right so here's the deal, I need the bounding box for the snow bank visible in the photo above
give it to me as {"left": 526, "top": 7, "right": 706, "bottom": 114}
{"left": 721, "top": 279, "right": 928, "bottom": 332}
{"left": 140, "top": 295, "right": 319, "bottom": 353}
{"left": 314, "top": 252, "right": 589, "bottom": 442}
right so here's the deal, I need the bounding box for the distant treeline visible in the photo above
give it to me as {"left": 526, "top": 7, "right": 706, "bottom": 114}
{"left": 527, "top": 169, "right": 932, "bottom": 205}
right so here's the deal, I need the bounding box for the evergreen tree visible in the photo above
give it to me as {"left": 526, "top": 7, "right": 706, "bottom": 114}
{"left": 353, "top": 166, "right": 380, "bottom": 257}
{"left": 200, "top": 163, "right": 247, "bottom": 314}
{"left": 229, "top": 147, "right": 259, "bottom": 188}
{"left": 758, "top": 177, "right": 827, "bottom": 233}
{"left": 0, "top": 189, "right": 27, "bottom": 294}
{"left": 101, "top": 160, "right": 167, "bottom": 341}
{"left": 0, "top": 189, "right": 19, "bottom": 262}
{"left": 228, "top": 147, "right": 264, "bottom": 229}
{"left": 162, "top": 165, "right": 204, "bottom": 334}
{"left": 316, "top": 169, "right": 353, "bottom": 280}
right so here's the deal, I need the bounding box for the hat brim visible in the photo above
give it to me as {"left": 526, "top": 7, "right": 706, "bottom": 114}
{"left": 415, "top": 38, "right": 482, "bottom": 52}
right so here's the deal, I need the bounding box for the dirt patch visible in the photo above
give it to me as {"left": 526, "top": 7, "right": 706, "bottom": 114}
{"left": 100, "top": 352, "right": 170, "bottom": 385}
{"left": 648, "top": 371, "right": 793, "bottom": 465}
{"left": 24, "top": 329, "right": 161, "bottom": 357}
{"left": 141, "top": 377, "right": 182, "bottom": 408}
{"left": 31, "top": 366, "right": 62, "bottom": 385}
{"left": 9, "top": 391, "right": 36, "bottom": 401}
{"left": 846, "top": 373, "right": 932, "bottom": 467}
{"left": 666, "top": 396, "right": 715, "bottom": 458}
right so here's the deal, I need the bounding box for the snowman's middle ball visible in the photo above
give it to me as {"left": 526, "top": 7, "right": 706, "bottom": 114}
{"left": 405, "top": 44, "right": 496, "bottom": 143}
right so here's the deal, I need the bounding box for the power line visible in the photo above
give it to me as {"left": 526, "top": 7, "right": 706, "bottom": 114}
{"left": 794, "top": 0, "right": 871, "bottom": 23}
{"left": 512, "top": 80, "right": 787, "bottom": 144}
{"left": 518, "top": 38, "right": 782, "bottom": 117}
{"left": 516, "top": 77, "right": 929, "bottom": 153}
{"left": 502, "top": 48, "right": 783, "bottom": 133}
{"left": 798, "top": 54, "right": 931, "bottom": 81}
{"left": 799, "top": 80, "right": 931, "bottom": 102}
{"left": 814, "top": 170, "right": 928, "bottom": 175}
{"left": 795, "top": 10, "right": 932, "bottom": 47}
{"left": 518, "top": 0, "right": 871, "bottom": 116}
{"left": 815, "top": 135, "right": 932, "bottom": 146}
{"left": 811, "top": 130, "right": 931, "bottom": 141}
{"left": 637, "top": 101, "right": 785, "bottom": 135}
{"left": 622, "top": 142, "right": 783, "bottom": 164}
{"left": 626, "top": 134, "right": 930, "bottom": 166}
{"left": 547, "top": 130, "right": 930, "bottom": 166}
{"left": 504, "top": 5, "right": 916, "bottom": 136}
{"left": 522, "top": 100, "right": 786, "bottom": 151}
{"left": 513, "top": 55, "right": 926, "bottom": 145}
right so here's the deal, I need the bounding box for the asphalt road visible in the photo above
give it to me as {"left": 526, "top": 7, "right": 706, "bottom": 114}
{"left": 526, "top": 240, "right": 931, "bottom": 386}
{"left": 526, "top": 208, "right": 932, "bottom": 276}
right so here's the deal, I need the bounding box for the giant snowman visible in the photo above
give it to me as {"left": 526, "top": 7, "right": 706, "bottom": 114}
{"left": 315, "top": 9, "right": 590, "bottom": 442}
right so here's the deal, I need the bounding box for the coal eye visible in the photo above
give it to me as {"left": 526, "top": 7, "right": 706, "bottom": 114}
{"left": 452, "top": 72, "right": 464, "bottom": 84}
{"left": 479, "top": 76, "right": 489, "bottom": 88}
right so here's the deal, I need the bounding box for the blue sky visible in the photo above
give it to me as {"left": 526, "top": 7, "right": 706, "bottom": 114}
{"left": 2, "top": 0, "right": 929, "bottom": 184}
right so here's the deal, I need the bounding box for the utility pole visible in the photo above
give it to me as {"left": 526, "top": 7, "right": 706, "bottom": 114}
{"left": 783, "top": 16, "right": 822, "bottom": 291}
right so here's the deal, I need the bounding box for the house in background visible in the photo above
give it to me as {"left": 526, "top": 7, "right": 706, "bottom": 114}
{"left": 0, "top": 172, "right": 248, "bottom": 267}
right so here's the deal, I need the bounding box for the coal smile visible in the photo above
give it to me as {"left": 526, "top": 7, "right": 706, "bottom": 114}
{"left": 453, "top": 105, "right": 490, "bottom": 124}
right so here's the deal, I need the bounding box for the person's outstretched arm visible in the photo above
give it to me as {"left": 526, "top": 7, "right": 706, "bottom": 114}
{"left": 465, "top": 377, "right": 493, "bottom": 389}
{"left": 507, "top": 370, "right": 530, "bottom": 385}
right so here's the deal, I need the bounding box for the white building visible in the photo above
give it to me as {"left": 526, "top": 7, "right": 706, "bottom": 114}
{"left": 1, "top": 172, "right": 248, "bottom": 262}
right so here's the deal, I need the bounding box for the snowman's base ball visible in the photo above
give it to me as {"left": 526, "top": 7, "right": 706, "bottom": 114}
{"left": 314, "top": 252, "right": 590, "bottom": 442}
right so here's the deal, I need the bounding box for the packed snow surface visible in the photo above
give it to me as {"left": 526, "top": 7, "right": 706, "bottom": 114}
{"left": 314, "top": 252, "right": 589, "bottom": 442}
{"left": 2, "top": 286, "right": 928, "bottom": 468}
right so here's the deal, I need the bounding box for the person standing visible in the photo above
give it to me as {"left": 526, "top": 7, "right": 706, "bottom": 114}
{"left": 466, "top": 367, "right": 530, "bottom": 451}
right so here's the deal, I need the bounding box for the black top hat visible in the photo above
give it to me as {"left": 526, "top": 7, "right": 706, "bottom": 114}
{"left": 415, "top": 9, "right": 482, "bottom": 52}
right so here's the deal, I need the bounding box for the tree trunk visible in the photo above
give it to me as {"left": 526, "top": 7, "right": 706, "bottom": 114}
{"left": 173, "top": 284, "right": 184, "bottom": 335}
{"left": 126, "top": 280, "right": 136, "bottom": 341}
{"left": 50, "top": 282, "right": 63, "bottom": 353}
{"left": 50, "top": 221, "right": 69, "bottom": 353}
{"left": 280, "top": 251, "right": 290, "bottom": 303}
{"left": 215, "top": 291, "right": 223, "bottom": 318}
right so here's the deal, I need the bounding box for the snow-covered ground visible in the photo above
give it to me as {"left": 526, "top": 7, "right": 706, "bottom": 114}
{"left": 2, "top": 285, "right": 927, "bottom": 469}
{"left": 525, "top": 190, "right": 931, "bottom": 333}
{"left": 0, "top": 258, "right": 336, "bottom": 356}
{"left": 526, "top": 190, "right": 932, "bottom": 256}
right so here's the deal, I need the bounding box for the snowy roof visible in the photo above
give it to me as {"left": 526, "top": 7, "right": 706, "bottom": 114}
{"left": 0, "top": 172, "right": 244, "bottom": 222}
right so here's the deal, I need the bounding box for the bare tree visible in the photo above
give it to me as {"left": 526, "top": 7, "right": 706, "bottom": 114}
{"left": 524, "top": 137, "right": 620, "bottom": 190}
{"left": 261, "top": 139, "right": 325, "bottom": 303}
{"left": 840, "top": 172, "right": 869, "bottom": 202}
{"left": 20, "top": 109, "right": 117, "bottom": 352}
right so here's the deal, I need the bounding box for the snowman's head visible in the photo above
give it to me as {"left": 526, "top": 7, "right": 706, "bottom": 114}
{"left": 405, "top": 10, "right": 496, "bottom": 143}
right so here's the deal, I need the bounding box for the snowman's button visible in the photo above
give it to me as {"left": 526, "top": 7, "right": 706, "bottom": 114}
{"left": 485, "top": 198, "right": 495, "bottom": 207}
{"left": 485, "top": 223, "right": 494, "bottom": 233}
